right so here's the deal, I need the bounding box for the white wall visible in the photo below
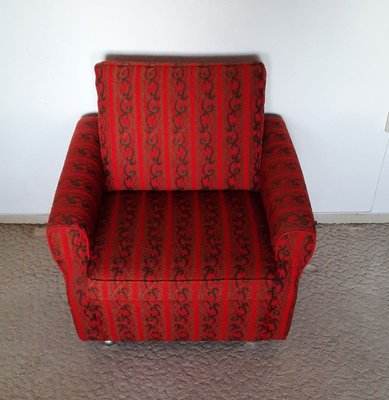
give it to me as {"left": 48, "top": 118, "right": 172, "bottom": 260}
{"left": 0, "top": 0, "right": 388, "bottom": 215}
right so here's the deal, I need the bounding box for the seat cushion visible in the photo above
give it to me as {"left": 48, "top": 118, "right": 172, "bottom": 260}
{"left": 88, "top": 190, "right": 275, "bottom": 284}
{"left": 94, "top": 61, "right": 266, "bottom": 191}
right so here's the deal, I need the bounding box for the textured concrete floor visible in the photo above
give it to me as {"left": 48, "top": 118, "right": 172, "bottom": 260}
{"left": 0, "top": 224, "right": 388, "bottom": 400}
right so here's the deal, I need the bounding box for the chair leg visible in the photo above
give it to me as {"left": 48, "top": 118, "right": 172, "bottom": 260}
{"left": 104, "top": 340, "right": 114, "bottom": 346}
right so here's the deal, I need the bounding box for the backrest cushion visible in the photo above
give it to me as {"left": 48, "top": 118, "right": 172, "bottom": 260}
{"left": 95, "top": 61, "right": 266, "bottom": 191}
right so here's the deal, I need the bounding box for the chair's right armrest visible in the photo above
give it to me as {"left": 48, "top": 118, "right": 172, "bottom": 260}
{"left": 47, "top": 115, "right": 104, "bottom": 275}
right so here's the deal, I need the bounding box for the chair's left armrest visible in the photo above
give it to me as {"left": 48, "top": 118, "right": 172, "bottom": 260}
{"left": 47, "top": 115, "right": 104, "bottom": 273}
{"left": 260, "top": 115, "right": 316, "bottom": 276}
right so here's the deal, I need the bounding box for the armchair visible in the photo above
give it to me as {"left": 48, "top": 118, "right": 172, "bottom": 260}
{"left": 47, "top": 61, "right": 316, "bottom": 341}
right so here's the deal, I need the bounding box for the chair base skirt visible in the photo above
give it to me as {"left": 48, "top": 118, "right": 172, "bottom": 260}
{"left": 68, "top": 285, "right": 299, "bottom": 342}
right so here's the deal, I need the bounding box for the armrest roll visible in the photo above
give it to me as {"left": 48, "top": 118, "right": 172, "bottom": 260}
{"left": 260, "top": 115, "right": 316, "bottom": 274}
{"left": 47, "top": 115, "right": 104, "bottom": 271}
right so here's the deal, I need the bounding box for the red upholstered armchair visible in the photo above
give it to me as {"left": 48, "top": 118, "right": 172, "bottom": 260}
{"left": 47, "top": 61, "right": 316, "bottom": 342}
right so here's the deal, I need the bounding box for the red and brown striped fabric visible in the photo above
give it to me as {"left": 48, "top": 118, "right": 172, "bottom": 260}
{"left": 48, "top": 58, "right": 317, "bottom": 342}
{"left": 95, "top": 61, "right": 266, "bottom": 191}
